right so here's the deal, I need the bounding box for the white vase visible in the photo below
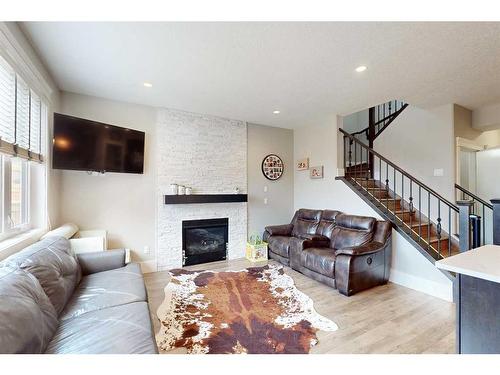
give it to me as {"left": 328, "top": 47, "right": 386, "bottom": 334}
{"left": 177, "top": 185, "right": 186, "bottom": 195}
{"left": 170, "top": 184, "right": 178, "bottom": 195}
{"left": 185, "top": 187, "right": 192, "bottom": 195}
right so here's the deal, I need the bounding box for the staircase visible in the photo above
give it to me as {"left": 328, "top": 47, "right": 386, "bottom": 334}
{"left": 351, "top": 100, "right": 408, "bottom": 142}
{"left": 339, "top": 129, "right": 460, "bottom": 278}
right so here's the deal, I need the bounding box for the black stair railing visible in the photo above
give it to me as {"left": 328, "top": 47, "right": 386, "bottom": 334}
{"left": 351, "top": 100, "right": 408, "bottom": 141}
{"left": 455, "top": 184, "right": 493, "bottom": 246}
{"left": 341, "top": 128, "right": 462, "bottom": 260}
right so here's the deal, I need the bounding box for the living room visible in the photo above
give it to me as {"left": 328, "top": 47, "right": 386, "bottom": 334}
{"left": 1, "top": 1, "right": 500, "bottom": 373}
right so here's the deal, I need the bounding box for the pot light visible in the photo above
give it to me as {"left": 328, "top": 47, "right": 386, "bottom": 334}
{"left": 355, "top": 65, "right": 367, "bottom": 73}
{"left": 273, "top": 110, "right": 281, "bottom": 114}
{"left": 143, "top": 82, "right": 153, "bottom": 88}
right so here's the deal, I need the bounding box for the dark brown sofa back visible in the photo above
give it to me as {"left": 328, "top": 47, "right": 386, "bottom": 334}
{"left": 316, "top": 210, "right": 341, "bottom": 238}
{"left": 291, "top": 209, "right": 322, "bottom": 237}
{"left": 329, "top": 213, "right": 376, "bottom": 249}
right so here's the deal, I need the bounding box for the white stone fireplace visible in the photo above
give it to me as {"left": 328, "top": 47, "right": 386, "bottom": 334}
{"left": 156, "top": 109, "right": 247, "bottom": 271}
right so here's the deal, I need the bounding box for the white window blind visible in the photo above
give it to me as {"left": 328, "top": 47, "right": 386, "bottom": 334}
{"left": 30, "top": 91, "right": 41, "bottom": 154}
{"left": 0, "top": 55, "right": 45, "bottom": 162}
{"left": 16, "top": 77, "right": 30, "bottom": 150}
{"left": 0, "top": 58, "right": 15, "bottom": 144}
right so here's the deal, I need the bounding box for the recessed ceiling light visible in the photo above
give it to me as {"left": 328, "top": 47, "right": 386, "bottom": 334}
{"left": 355, "top": 66, "right": 367, "bottom": 73}
{"left": 143, "top": 82, "right": 153, "bottom": 87}
{"left": 273, "top": 110, "right": 281, "bottom": 114}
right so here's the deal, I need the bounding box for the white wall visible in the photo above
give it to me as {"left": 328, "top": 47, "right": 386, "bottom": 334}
{"left": 247, "top": 123, "right": 294, "bottom": 237}
{"left": 472, "top": 102, "right": 500, "bottom": 130}
{"left": 476, "top": 148, "right": 500, "bottom": 201}
{"left": 59, "top": 92, "right": 157, "bottom": 266}
{"left": 374, "top": 104, "right": 455, "bottom": 203}
{"left": 293, "top": 121, "right": 453, "bottom": 301}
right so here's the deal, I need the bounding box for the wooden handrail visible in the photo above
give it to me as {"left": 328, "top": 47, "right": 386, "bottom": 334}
{"left": 341, "top": 128, "right": 459, "bottom": 212}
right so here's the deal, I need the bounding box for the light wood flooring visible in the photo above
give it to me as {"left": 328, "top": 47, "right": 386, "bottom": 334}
{"left": 144, "top": 258, "right": 456, "bottom": 354}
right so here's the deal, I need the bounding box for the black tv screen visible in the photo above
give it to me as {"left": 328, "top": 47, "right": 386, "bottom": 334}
{"left": 53, "top": 113, "right": 145, "bottom": 174}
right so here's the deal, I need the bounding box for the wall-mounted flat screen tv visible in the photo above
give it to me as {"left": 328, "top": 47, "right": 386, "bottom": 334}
{"left": 53, "top": 113, "right": 145, "bottom": 174}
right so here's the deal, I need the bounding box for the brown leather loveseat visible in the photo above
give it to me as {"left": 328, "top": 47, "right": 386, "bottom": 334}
{"left": 263, "top": 209, "right": 392, "bottom": 296}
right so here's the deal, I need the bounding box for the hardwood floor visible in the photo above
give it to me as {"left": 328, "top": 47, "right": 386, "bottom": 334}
{"left": 144, "top": 258, "right": 456, "bottom": 354}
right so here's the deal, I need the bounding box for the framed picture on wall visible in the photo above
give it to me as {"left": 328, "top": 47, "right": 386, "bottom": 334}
{"left": 296, "top": 157, "right": 309, "bottom": 170}
{"left": 310, "top": 165, "right": 324, "bottom": 179}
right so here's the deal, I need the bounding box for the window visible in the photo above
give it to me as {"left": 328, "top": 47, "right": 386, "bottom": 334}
{"left": 0, "top": 55, "right": 46, "bottom": 240}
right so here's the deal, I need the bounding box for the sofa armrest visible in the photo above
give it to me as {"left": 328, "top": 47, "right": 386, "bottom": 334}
{"left": 265, "top": 224, "right": 294, "bottom": 237}
{"left": 77, "top": 249, "right": 126, "bottom": 276}
{"left": 334, "top": 241, "right": 385, "bottom": 257}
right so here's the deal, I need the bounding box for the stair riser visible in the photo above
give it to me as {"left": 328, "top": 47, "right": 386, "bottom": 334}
{"left": 380, "top": 200, "right": 402, "bottom": 211}
{"left": 430, "top": 239, "right": 452, "bottom": 254}
{"left": 410, "top": 224, "right": 436, "bottom": 238}
{"left": 367, "top": 189, "right": 391, "bottom": 199}
{"left": 359, "top": 180, "right": 379, "bottom": 188}
{"left": 394, "top": 211, "right": 415, "bottom": 221}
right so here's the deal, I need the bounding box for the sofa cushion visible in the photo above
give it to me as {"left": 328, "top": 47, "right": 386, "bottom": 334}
{"left": 60, "top": 263, "right": 147, "bottom": 321}
{"left": 330, "top": 214, "right": 376, "bottom": 250}
{"left": 316, "top": 210, "right": 341, "bottom": 237}
{"left": 300, "top": 248, "right": 336, "bottom": 277}
{"left": 3, "top": 236, "right": 81, "bottom": 315}
{"left": 267, "top": 236, "right": 292, "bottom": 258}
{"left": 0, "top": 266, "right": 59, "bottom": 353}
{"left": 45, "top": 302, "right": 157, "bottom": 354}
{"left": 291, "top": 209, "right": 322, "bottom": 237}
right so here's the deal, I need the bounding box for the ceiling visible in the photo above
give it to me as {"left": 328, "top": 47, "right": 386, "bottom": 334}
{"left": 20, "top": 22, "right": 500, "bottom": 129}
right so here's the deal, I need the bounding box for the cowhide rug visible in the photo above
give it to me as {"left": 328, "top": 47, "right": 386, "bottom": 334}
{"left": 155, "top": 264, "right": 338, "bottom": 354}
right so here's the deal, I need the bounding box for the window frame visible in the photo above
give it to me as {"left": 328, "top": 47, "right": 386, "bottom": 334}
{"left": 0, "top": 55, "right": 46, "bottom": 242}
{"left": 0, "top": 155, "right": 30, "bottom": 241}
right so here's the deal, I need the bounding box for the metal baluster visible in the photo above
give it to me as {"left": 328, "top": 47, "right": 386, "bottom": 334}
{"left": 401, "top": 173, "right": 404, "bottom": 227}
{"left": 354, "top": 141, "right": 357, "bottom": 183}
{"left": 379, "top": 156, "right": 382, "bottom": 198}
{"left": 386, "top": 164, "right": 390, "bottom": 214}
{"left": 343, "top": 136, "right": 347, "bottom": 171}
{"left": 409, "top": 180, "right": 413, "bottom": 234}
{"left": 482, "top": 204, "right": 486, "bottom": 246}
{"left": 427, "top": 193, "right": 431, "bottom": 252}
{"left": 448, "top": 207, "right": 452, "bottom": 256}
{"left": 418, "top": 185, "right": 422, "bottom": 242}
{"left": 348, "top": 140, "right": 352, "bottom": 168}
{"left": 394, "top": 169, "right": 397, "bottom": 221}
{"left": 437, "top": 199, "right": 442, "bottom": 258}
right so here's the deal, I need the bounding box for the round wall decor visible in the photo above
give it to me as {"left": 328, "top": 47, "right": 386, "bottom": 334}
{"left": 261, "top": 154, "right": 284, "bottom": 181}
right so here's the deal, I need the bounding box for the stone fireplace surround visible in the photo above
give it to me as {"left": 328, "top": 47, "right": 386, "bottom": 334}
{"left": 156, "top": 109, "right": 248, "bottom": 271}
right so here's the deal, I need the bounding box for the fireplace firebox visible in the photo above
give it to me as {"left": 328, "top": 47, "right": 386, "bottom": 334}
{"left": 182, "top": 218, "right": 228, "bottom": 266}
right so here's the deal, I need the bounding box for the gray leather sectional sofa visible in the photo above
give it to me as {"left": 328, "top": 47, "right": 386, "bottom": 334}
{"left": 0, "top": 236, "right": 158, "bottom": 354}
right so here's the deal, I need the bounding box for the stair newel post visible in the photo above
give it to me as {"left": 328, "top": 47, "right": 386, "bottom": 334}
{"left": 457, "top": 200, "right": 474, "bottom": 252}
{"left": 490, "top": 199, "right": 500, "bottom": 245}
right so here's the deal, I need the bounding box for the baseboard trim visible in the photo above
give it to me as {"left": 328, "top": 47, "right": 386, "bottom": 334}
{"left": 139, "top": 260, "right": 157, "bottom": 273}
{"left": 389, "top": 269, "right": 453, "bottom": 302}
